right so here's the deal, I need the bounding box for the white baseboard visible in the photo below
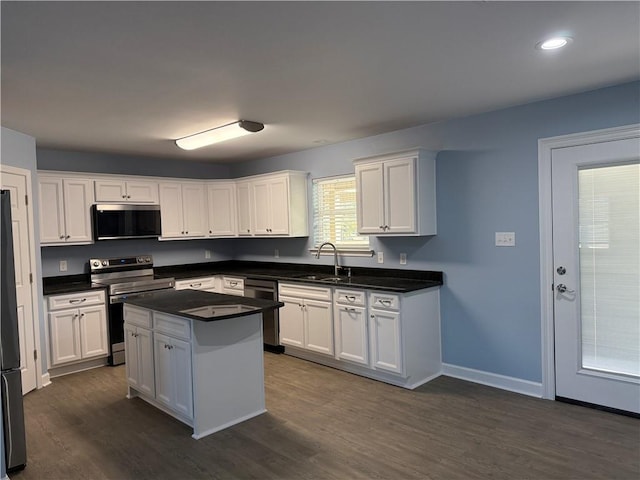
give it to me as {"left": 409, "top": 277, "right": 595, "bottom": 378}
{"left": 442, "top": 363, "right": 543, "bottom": 398}
{"left": 40, "top": 372, "right": 51, "bottom": 388}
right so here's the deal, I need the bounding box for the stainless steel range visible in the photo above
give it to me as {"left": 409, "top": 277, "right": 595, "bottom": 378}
{"left": 90, "top": 255, "right": 174, "bottom": 365}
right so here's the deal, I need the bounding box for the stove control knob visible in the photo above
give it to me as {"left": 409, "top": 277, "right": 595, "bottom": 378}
{"left": 145, "top": 256, "right": 151, "bottom": 263}
{"left": 137, "top": 257, "right": 144, "bottom": 263}
{"left": 92, "top": 260, "right": 100, "bottom": 268}
{"left": 102, "top": 260, "right": 108, "bottom": 266}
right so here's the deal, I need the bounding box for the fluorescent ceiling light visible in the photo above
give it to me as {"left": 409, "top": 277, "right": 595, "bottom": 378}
{"left": 175, "top": 120, "right": 264, "bottom": 150}
{"left": 536, "top": 36, "right": 573, "bottom": 50}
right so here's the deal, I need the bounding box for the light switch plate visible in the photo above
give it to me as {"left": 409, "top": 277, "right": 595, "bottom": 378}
{"left": 400, "top": 253, "right": 407, "bottom": 265}
{"left": 274, "top": 249, "right": 280, "bottom": 258}
{"left": 377, "top": 251, "right": 384, "bottom": 263}
{"left": 495, "top": 232, "right": 516, "bottom": 247}
{"left": 59, "top": 260, "right": 67, "bottom": 272}
{"left": 205, "top": 250, "right": 211, "bottom": 259}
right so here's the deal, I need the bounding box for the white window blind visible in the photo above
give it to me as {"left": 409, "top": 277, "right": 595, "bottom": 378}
{"left": 579, "top": 163, "right": 640, "bottom": 377}
{"left": 313, "top": 176, "right": 369, "bottom": 249}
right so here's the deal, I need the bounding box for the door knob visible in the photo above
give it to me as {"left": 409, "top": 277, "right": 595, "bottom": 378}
{"left": 556, "top": 284, "right": 575, "bottom": 294}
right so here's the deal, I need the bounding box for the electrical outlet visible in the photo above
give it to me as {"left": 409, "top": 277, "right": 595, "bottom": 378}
{"left": 59, "top": 260, "right": 67, "bottom": 272}
{"left": 274, "top": 249, "right": 280, "bottom": 258}
{"left": 377, "top": 251, "right": 384, "bottom": 264}
{"left": 400, "top": 253, "right": 407, "bottom": 265}
{"left": 205, "top": 250, "right": 211, "bottom": 259}
{"left": 495, "top": 232, "right": 516, "bottom": 247}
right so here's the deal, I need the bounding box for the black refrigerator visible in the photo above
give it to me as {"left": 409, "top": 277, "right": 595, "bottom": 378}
{"left": 1, "top": 190, "right": 27, "bottom": 472}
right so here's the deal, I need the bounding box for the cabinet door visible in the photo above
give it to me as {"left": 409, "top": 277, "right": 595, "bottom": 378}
{"left": 171, "top": 337, "right": 193, "bottom": 420}
{"left": 236, "top": 181, "right": 253, "bottom": 236}
{"left": 369, "top": 309, "right": 403, "bottom": 374}
{"left": 38, "top": 177, "right": 66, "bottom": 243}
{"left": 78, "top": 305, "right": 108, "bottom": 358}
{"left": 49, "top": 310, "right": 81, "bottom": 365}
{"left": 181, "top": 183, "right": 207, "bottom": 237}
{"left": 334, "top": 305, "right": 368, "bottom": 365}
{"left": 124, "top": 324, "right": 141, "bottom": 389}
{"left": 267, "top": 176, "right": 289, "bottom": 235}
{"left": 252, "top": 180, "right": 271, "bottom": 235}
{"left": 384, "top": 157, "right": 416, "bottom": 233}
{"left": 207, "top": 183, "right": 236, "bottom": 236}
{"left": 304, "top": 299, "right": 333, "bottom": 355}
{"left": 63, "top": 179, "right": 94, "bottom": 243}
{"left": 355, "top": 162, "right": 385, "bottom": 234}
{"left": 279, "top": 297, "right": 304, "bottom": 347}
{"left": 159, "top": 183, "right": 184, "bottom": 238}
{"left": 95, "top": 180, "right": 127, "bottom": 202}
{"left": 154, "top": 332, "right": 174, "bottom": 408}
{"left": 126, "top": 181, "right": 159, "bottom": 203}
{"left": 136, "top": 327, "right": 155, "bottom": 397}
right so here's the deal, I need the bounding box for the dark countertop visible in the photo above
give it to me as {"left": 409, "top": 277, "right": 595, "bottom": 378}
{"left": 44, "top": 260, "right": 443, "bottom": 295}
{"left": 42, "top": 274, "right": 107, "bottom": 296}
{"left": 124, "top": 289, "right": 283, "bottom": 322}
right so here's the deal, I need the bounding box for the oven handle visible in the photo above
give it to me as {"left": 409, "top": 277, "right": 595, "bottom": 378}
{"left": 109, "top": 289, "right": 171, "bottom": 304}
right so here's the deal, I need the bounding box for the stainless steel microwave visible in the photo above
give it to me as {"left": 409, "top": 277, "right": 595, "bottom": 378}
{"left": 92, "top": 204, "right": 162, "bottom": 240}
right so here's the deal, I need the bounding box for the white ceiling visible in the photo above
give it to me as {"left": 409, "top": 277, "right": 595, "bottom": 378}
{"left": 2, "top": 1, "right": 639, "bottom": 163}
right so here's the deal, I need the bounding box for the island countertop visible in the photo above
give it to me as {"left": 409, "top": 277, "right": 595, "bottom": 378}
{"left": 123, "top": 289, "right": 283, "bottom": 322}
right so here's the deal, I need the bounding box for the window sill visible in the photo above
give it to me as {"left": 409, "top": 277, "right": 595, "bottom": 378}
{"left": 309, "top": 248, "right": 374, "bottom": 258}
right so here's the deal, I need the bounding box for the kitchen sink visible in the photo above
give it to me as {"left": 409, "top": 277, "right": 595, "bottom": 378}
{"left": 293, "top": 274, "right": 345, "bottom": 282}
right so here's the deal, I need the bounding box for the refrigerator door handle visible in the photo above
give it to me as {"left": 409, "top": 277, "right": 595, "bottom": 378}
{"left": 2, "top": 375, "right": 13, "bottom": 461}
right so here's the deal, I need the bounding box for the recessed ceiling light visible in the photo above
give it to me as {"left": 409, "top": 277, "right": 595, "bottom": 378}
{"left": 536, "top": 36, "right": 573, "bottom": 51}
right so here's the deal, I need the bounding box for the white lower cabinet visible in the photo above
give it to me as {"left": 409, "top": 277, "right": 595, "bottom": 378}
{"left": 334, "top": 289, "right": 368, "bottom": 366}
{"left": 286, "top": 284, "right": 441, "bottom": 389}
{"left": 47, "top": 290, "right": 108, "bottom": 369}
{"left": 124, "top": 305, "right": 194, "bottom": 422}
{"left": 154, "top": 332, "right": 193, "bottom": 420}
{"left": 279, "top": 283, "right": 333, "bottom": 356}
{"left": 222, "top": 276, "right": 244, "bottom": 296}
{"left": 369, "top": 305, "right": 402, "bottom": 374}
{"left": 124, "top": 324, "right": 155, "bottom": 397}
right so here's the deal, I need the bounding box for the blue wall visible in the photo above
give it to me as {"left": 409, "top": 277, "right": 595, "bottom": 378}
{"left": 229, "top": 81, "right": 640, "bottom": 382}
{"left": 35, "top": 81, "right": 640, "bottom": 384}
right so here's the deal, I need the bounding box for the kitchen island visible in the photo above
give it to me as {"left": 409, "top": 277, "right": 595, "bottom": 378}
{"left": 123, "top": 289, "right": 282, "bottom": 439}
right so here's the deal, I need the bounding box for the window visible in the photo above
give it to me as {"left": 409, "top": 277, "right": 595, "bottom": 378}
{"left": 313, "top": 175, "right": 370, "bottom": 251}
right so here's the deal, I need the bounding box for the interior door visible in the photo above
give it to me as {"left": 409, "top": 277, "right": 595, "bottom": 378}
{"left": 1, "top": 170, "right": 38, "bottom": 394}
{"left": 552, "top": 136, "right": 639, "bottom": 414}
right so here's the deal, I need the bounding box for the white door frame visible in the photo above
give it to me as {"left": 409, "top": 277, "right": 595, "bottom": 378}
{"left": 0, "top": 164, "right": 44, "bottom": 389}
{"left": 537, "top": 123, "right": 640, "bottom": 400}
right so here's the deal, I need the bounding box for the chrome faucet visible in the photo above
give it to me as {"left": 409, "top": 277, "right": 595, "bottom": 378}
{"left": 316, "top": 242, "right": 340, "bottom": 276}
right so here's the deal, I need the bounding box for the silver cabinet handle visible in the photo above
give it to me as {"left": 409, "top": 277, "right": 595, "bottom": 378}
{"left": 345, "top": 307, "right": 357, "bottom": 312}
{"left": 59, "top": 234, "right": 65, "bottom": 239}
{"left": 66, "top": 235, "right": 70, "bottom": 239}
{"left": 230, "top": 281, "right": 238, "bottom": 286}
{"left": 190, "top": 283, "right": 202, "bottom": 288}
{"left": 69, "top": 298, "right": 86, "bottom": 304}
{"left": 122, "top": 195, "right": 126, "bottom": 198}
{"left": 345, "top": 295, "right": 356, "bottom": 302}
{"left": 378, "top": 299, "right": 392, "bottom": 306}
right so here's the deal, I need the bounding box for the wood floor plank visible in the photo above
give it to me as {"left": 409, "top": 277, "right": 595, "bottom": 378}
{"left": 10, "top": 353, "right": 640, "bottom": 480}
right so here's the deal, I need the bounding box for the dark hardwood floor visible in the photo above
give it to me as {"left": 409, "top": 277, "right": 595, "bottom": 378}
{"left": 12, "top": 353, "right": 640, "bottom": 479}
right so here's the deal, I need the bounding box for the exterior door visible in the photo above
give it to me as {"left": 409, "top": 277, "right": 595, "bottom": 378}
{"left": 1, "top": 168, "right": 38, "bottom": 393}
{"left": 552, "top": 136, "right": 639, "bottom": 413}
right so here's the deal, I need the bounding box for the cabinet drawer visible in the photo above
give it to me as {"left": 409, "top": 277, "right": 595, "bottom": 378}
{"left": 48, "top": 290, "right": 105, "bottom": 311}
{"left": 279, "top": 283, "right": 332, "bottom": 301}
{"left": 175, "top": 276, "right": 217, "bottom": 291}
{"left": 334, "top": 289, "right": 365, "bottom": 307}
{"left": 222, "top": 277, "right": 244, "bottom": 291}
{"left": 154, "top": 312, "right": 191, "bottom": 341}
{"left": 124, "top": 304, "right": 152, "bottom": 328}
{"left": 369, "top": 292, "right": 400, "bottom": 311}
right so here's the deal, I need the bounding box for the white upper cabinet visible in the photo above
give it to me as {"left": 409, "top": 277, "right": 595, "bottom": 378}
{"left": 39, "top": 175, "right": 94, "bottom": 245}
{"left": 207, "top": 182, "right": 237, "bottom": 237}
{"left": 246, "top": 171, "right": 308, "bottom": 237}
{"left": 236, "top": 180, "right": 253, "bottom": 236}
{"left": 354, "top": 149, "right": 436, "bottom": 236}
{"left": 159, "top": 181, "right": 207, "bottom": 239}
{"left": 95, "top": 179, "right": 159, "bottom": 203}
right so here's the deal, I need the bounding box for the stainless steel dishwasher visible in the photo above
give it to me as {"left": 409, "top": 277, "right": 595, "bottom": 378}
{"left": 244, "top": 278, "right": 284, "bottom": 353}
